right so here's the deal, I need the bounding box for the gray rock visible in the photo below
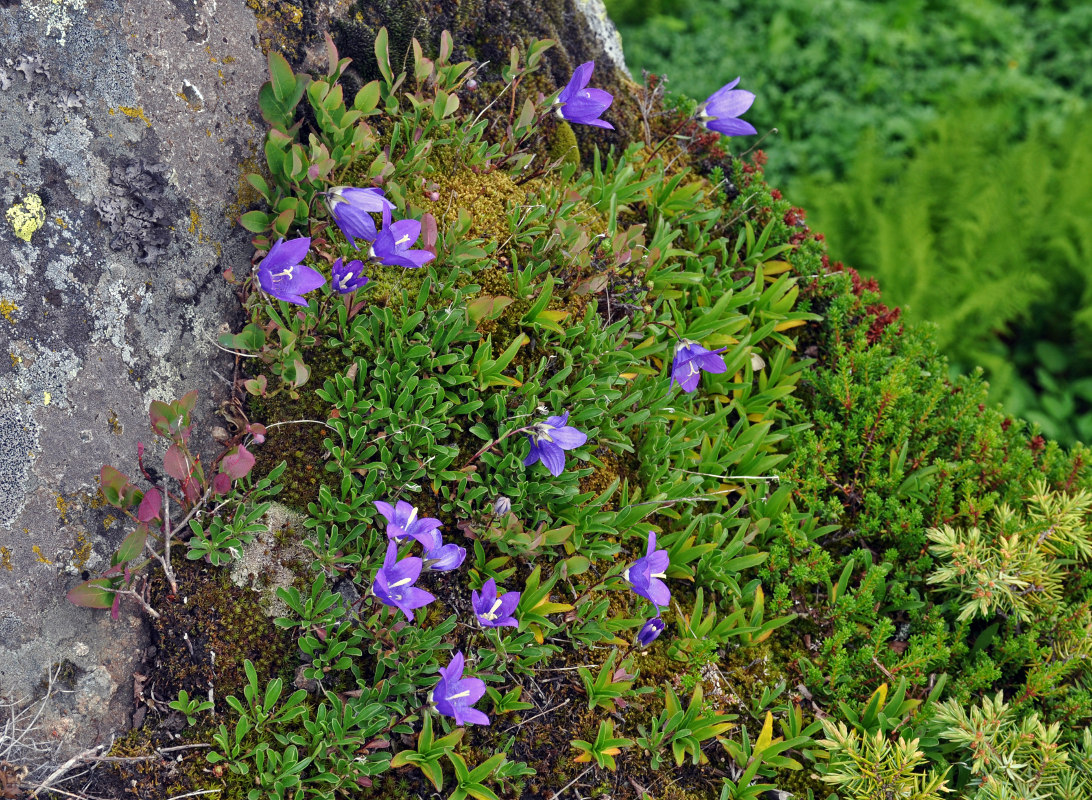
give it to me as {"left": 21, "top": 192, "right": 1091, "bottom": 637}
{"left": 0, "top": 0, "right": 263, "bottom": 761}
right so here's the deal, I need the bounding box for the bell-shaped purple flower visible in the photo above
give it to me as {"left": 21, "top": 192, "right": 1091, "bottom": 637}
{"left": 670, "top": 339, "right": 728, "bottom": 393}
{"left": 374, "top": 500, "right": 443, "bottom": 547}
{"left": 624, "top": 531, "right": 671, "bottom": 609}
{"left": 636, "top": 616, "right": 665, "bottom": 647}
{"left": 257, "top": 237, "right": 326, "bottom": 306}
{"left": 325, "top": 186, "right": 393, "bottom": 248}
{"left": 472, "top": 578, "right": 520, "bottom": 629}
{"left": 556, "top": 61, "right": 614, "bottom": 130}
{"left": 369, "top": 207, "right": 434, "bottom": 269}
{"left": 523, "top": 411, "right": 587, "bottom": 477}
{"left": 372, "top": 541, "right": 435, "bottom": 621}
{"left": 331, "top": 257, "right": 369, "bottom": 294}
{"left": 431, "top": 651, "right": 489, "bottom": 726}
{"left": 417, "top": 529, "right": 467, "bottom": 572}
{"left": 698, "top": 78, "right": 757, "bottom": 137}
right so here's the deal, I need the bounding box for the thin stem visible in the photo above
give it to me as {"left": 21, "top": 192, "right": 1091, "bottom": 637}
{"left": 264, "top": 419, "right": 338, "bottom": 432}
{"left": 636, "top": 115, "right": 695, "bottom": 182}
{"left": 463, "top": 426, "right": 530, "bottom": 468}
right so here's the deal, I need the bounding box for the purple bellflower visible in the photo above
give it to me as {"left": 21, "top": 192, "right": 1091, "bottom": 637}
{"left": 325, "top": 186, "right": 393, "bottom": 248}
{"left": 670, "top": 339, "right": 728, "bottom": 393}
{"left": 523, "top": 411, "right": 588, "bottom": 477}
{"left": 698, "top": 78, "right": 757, "bottom": 137}
{"left": 431, "top": 651, "right": 490, "bottom": 726}
{"left": 331, "top": 257, "right": 369, "bottom": 294}
{"left": 372, "top": 541, "right": 435, "bottom": 621}
{"left": 625, "top": 531, "right": 671, "bottom": 609}
{"left": 417, "top": 529, "right": 467, "bottom": 572}
{"left": 556, "top": 61, "right": 614, "bottom": 130}
{"left": 636, "top": 616, "right": 666, "bottom": 647}
{"left": 374, "top": 500, "right": 443, "bottom": 547}
{"left": 472, "top": 578, "right": 520, "bottom": 629}
{"left": 257, "top": 237, "right": 326, "bottom": 306}
{"left": 369, "top": 206, "right": 434, "bottom": 269}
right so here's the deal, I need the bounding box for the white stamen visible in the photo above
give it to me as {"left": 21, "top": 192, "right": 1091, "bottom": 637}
{"left": 396, "top": 234, "right": 411, "bottom": 246}
{"left": 448, "top": 690, "right": 471, "bottom": 700}
{"left": 390, "top": 577, "right": 412, "bottom": 589}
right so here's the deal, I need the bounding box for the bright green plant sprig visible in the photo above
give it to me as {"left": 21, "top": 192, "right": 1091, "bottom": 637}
{"left": 389, "top": 713, "right": 464, "bottom": 791}
{"left": 635, "top": 684, "right": 735, "bottom": 770}
{"left": 571, "top": 719, "right": 635, "bottom": 772}
{"left": 168, "top": 689, "right": 214, "bottom": 727}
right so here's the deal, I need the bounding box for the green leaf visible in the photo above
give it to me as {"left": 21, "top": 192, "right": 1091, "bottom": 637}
{"left": 374, "top": 28, "right": 393, "bottom": 84}
{"left": 268, "top": 51, "right": 295, "bottom": 103}
{"left": 239, "top": 210, "right": 271, "bottom": 233}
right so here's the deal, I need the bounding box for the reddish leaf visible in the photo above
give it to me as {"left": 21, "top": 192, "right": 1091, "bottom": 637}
{"left": 137, "top": 489, "right": 162, "bottom": 522}
{"left": 181, "top": 477, "right": 201, "bottom": 504}
{"left": 222, "top": 444, "right": 256, "bottom": 480}
{"left": 164, "top": 444, "right": 191, "bottom": 481}
{"left": 421, "top": 212, "right": 438, "bottom": 256}
{"left": 247, "top": 423, "right": 267, "bottom": 444}
{"left": 212, "top": 472, "right": 232, "bottom": 496}
{"left": 111, "top": 592, "right": 122, "bottom": 621}
{"left": 67, "top": 579, "right": 115, "bottom": 609}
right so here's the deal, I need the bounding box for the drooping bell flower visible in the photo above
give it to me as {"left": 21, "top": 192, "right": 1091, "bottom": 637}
{"left": 523, "top": 411, "right": 587, "bottom": 477}
{"left": 636, "top": 616, "right": 665, "bottom": 647}
{"left": 471, "top": 578, "right": 520, "bottom": 629}
{"left": 556, "top": 61, "right": 614, "bottom": 130}
{"left": 325, "top": 186, "right": 393, "bottom": 248}
{"left": 369, "top": 206, "right": 434, "bottom": 269}
{"left": 374, "top": 500, "right": 443, "bottom": 547}
{"left": 371, "top": 541, "right": 435, "bottom": 621}
{"left": 698, "top": 78, "right": 757, "bottom": 137}
{"left": 331, "top": 257, "right": 369, "bottom": 294}
{"left": 670, "top": 339, "right": 727, "bottom": 393}
{"left": 431, "top": 651, "right": 489, "bottom": 726}
{"left": 256, "top": 237, "right": 325, "bottom": 306}
{"left": 624, "top": 531, "right": 671, "bottom": 609}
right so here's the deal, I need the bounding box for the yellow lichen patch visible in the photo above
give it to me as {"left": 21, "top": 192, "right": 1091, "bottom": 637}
{"left": 72, "top": 531, "right": 92, "bottom": 569}
{"left": 107, "top": 409, "right": 123, "bottom": 435}
{"left": 56, "top": 494, "right": 70, "bottom": 523}
{"left": 0, "top": 546, "right": 12, "bottom": 571}
{"left": 6, "top": 194, "right": 46, "bottom": 242}
{"left": 9, "top": 353, "right": 22, "bottom": 368}
{"left": 102, "top": 514, "right": 117, "bottom": 530}
{"left": 33, "top": 545, "right": 53, "bottom": 565}
{"left": 109, "top": 106, "right": 152, "bottom": 127}
{"left": 43, "top": 391, "right": 51, "bottom": 406}
{"left": 1, "top": 300, "right": 17, "bottom": 323}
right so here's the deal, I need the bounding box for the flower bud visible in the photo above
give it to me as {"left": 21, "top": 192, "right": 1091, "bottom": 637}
{"left": 493, "top": 496, "right": 512, "bottom": 516}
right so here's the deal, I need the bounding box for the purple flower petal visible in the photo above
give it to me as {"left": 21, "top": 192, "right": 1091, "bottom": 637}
{"left": 706, "top": 87, "right": 754, "bottom": 119}
{"left": 637, "top": 616, "right": 665, "bottom": 647}
{"left": 559, "top": 62, "right": 594, "bottom": 104}
{"left": 549, "top": 425, "right": 587, "bottom": 449}
{"left": 266, "top": 236, "right": 311, "bottom": 267}
{"left": 707, "top": 117, "right": 758, "bottom": 137}
{"left": 537, "top": 440, "right": 566, "bottom": 476}
{"left": 545, "top": 412, "right": 570, "bottom": 428}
